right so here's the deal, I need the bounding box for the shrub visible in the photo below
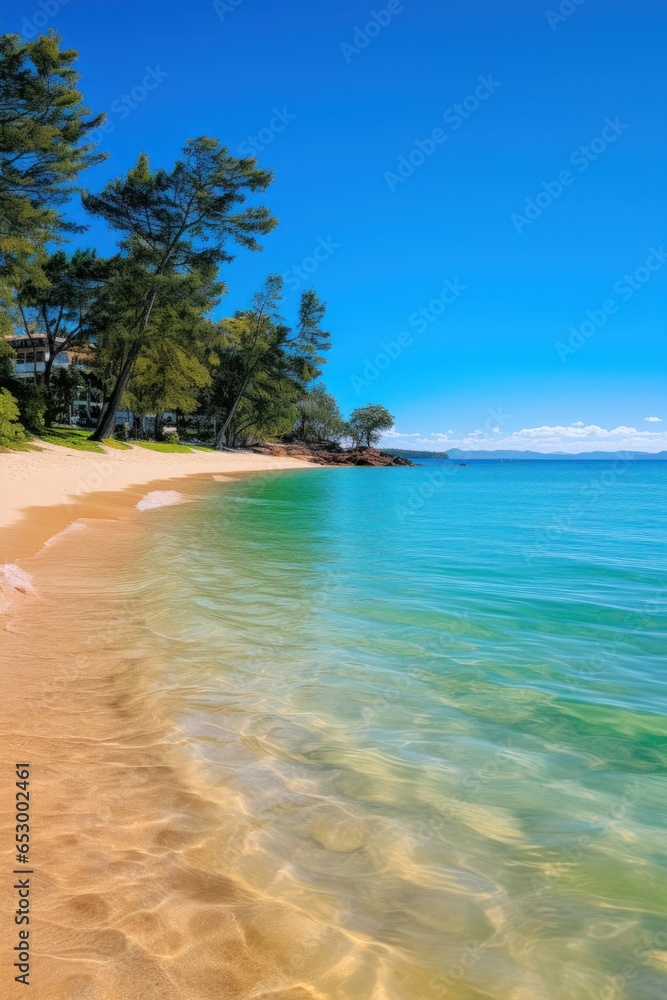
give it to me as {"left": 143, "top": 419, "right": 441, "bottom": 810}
{"left": 11, "top": 381, "right": 46, "bottom": 434}
{"left": 160, "top": 426, "right": 180, "bottom": 445}
{"left": 0, "top": 388, "right": 27, "bottom": 447}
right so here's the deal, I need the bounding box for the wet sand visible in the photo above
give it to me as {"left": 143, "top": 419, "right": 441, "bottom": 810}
{"left": 0, "top": 525, "right": 311, "bottom": 998}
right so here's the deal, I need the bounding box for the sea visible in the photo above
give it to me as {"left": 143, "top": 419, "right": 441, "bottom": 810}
{"left": 74, "top": 460, "right": 667, "bottom": 999}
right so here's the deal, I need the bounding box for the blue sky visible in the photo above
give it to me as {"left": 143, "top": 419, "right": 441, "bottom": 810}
{"left": 8, "top": 0, "right": 666, "bottom": 451}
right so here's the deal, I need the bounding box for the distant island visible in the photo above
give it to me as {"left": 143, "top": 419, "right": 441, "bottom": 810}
{"left": 383, "top": 449, "right": 450, "bottom": 459}
{"left": 385, "top": 448, "right": 667, "bottom": 461}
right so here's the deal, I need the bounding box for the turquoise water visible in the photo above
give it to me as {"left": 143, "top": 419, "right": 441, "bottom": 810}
{"left": 137, "top": 461, "right": 667, "bottom": 999}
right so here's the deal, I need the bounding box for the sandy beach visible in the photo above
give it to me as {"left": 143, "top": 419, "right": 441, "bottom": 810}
{"left": 1, "top": 441, "right": 317, "bottom": 530}
{"left": 0, "top": 442, "right": 320, "bottom": 568}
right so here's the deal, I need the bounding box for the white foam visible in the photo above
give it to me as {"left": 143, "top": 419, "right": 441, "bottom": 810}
{"left": 136, "top": 490, "right": 183, "bottom": 512}
{"left": 43, "top": 521, "right": 87, "bottom": 548}
{"left": 1, "top": 564, "right": 35, "bottom": 595}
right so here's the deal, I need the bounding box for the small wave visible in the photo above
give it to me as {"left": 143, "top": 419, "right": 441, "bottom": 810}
{"left": 43, "top": 521, "right": 87, "bottom": 549}
{"left": 1, "top": 564, "right": 35, "bottom": 595}
{"left": 136, "top": 490, "right": 183, "bottom": 512}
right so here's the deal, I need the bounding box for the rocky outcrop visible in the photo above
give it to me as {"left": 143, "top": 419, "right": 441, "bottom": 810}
{"left": 248, "top": 441, "right": 413, "bottom": 467}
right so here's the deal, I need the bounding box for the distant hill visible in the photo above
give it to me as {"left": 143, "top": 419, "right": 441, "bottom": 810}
{"left": 383, "top": 449, "right": 449, "bottom": 459}
{"left": 428, "top": 448, "right": 667, "bottom": 461}
{"left": 446, "top": 449, "right": 667, "bottom": 460}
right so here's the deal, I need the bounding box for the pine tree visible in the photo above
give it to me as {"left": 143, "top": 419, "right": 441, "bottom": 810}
{"left": 0, "top": 31, "right": 106, "bottom": 277}
{"left": 82, "top": 138, "right": 276, "bottom": 440}
{"left": 210, "top": 277, "right": 331, "bottom": 448}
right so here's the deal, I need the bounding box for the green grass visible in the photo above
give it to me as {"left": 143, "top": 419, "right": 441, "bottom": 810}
{"left": 0, "top": 439, "right": 43, "bottom": 452}
{"left": 190, "top": 444, "right": 213, "bottom": 452}
{"left": 103, "top": 437, "right": 132, "bottom": 450}
{"left": 134, "top": 440, "right": 194, "bottom": 454}
{"left": 39, "top": 427, "right": 105, "bottom": 453}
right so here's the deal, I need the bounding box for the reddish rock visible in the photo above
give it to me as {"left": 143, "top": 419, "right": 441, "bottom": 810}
{"left": 248, "top": 442, "right": 413, "bottom": 467}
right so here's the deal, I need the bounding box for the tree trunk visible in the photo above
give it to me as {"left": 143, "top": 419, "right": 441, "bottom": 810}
{"left": 90, "top": 288, "right": 159, "bottom": 441}
{"left": 43, "top": 356, "right": 54, "bottom": 427}
{"left": 213, "top": 373, "right": 253, "bottom": 450}
{"left": 90, "top": 347, "right": 140, "bottom": 441}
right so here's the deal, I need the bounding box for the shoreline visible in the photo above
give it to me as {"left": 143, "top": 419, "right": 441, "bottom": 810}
{"left": 1, "top": 440, "right": 318, "bottom": 529}
{"left": 0, "top": 441, "right": 318, "bottom": 563}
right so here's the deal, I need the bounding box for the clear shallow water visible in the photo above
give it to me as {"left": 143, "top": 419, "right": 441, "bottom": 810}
{"left": 135, "top": 462, "right": 667, "bottom": 999}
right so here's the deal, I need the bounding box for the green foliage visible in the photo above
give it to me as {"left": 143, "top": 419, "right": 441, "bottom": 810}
{"left": 0, "top": 337, "right": 16, "bottom": 382}
{"left": 0, "top": 387, "right": 27, "bottom": 446}
{"left": 0, "top": 32, "right": 106, "bottom": 277}
{"left": 295, "top": 289, "right": 331, "bottom": 381}
{"left": 126, "top": 341, "right": 211, "bottom": 422}
{"left": 349, "top": 404, "right": 395, "bottom": 447}
{"left": 234, "top": 370, "right": 299, "bottom": 443}
{"left": 8, "top": 380, "right": 46, "bottom": 434}
{"left": 295, "top": 384, "right": 345, "bottom": 442}
{"left": 39, "top": 426, "right": 104, "bottom": 452}
{"left": 15, "top": 248, "right": 109, "bottom": 324}
{"left": 83, "top": 142, "right": 275, "bottom": 269}
{"left": 0, "top": 337, "right": 43, "bottom": 432}
{"left": 209, "top": 276, "right": 331, "bottom": 447}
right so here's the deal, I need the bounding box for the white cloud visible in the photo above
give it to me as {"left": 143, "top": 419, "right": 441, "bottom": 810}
{"left": 381, "top": 422, "right": 667, "bottom": 454}
{"left": 645, "top": 416, "right": 662, "bottom": 423}
{"left": 493, "top": 427, "right": 501, "bottom": 433}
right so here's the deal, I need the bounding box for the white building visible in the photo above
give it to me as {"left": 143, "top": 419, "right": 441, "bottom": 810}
{"left": 6, "top": 334, "right": 179, "bottom": 432}
{"left": 6, "top": 333, "right": 71, "bottom": 379}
